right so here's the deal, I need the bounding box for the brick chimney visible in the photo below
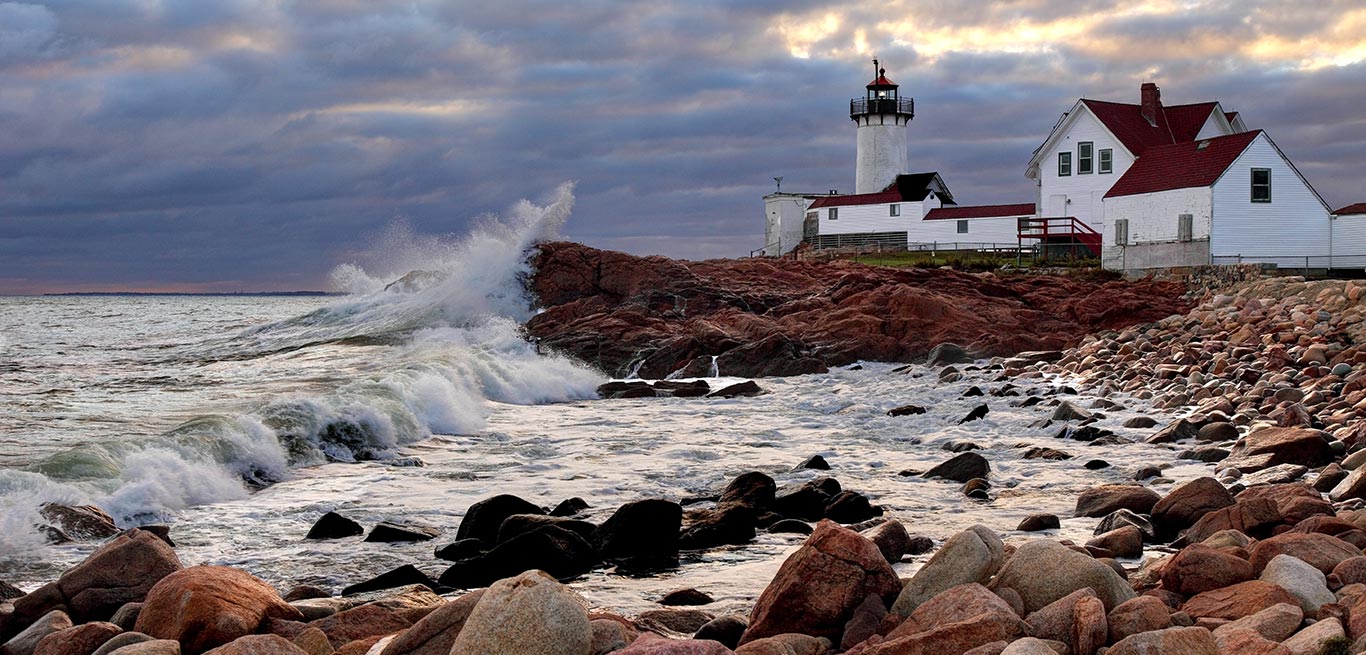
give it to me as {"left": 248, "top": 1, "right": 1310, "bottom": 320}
{"left": 1140, "top": 82, "right": 1162, "bottom": 127}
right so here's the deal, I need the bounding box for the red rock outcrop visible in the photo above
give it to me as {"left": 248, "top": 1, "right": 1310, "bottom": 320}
{"left": 525, "top": 242, "right": 1190, "bottom": 378}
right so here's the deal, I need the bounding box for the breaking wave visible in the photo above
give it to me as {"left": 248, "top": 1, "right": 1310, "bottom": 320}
{"left": 1, "top": 183, "right": 603, "bottom": 553}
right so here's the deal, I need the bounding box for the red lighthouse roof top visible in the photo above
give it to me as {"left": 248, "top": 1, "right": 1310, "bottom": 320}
{"left": 866, "top": 61, "right": 897, "bottom": 88}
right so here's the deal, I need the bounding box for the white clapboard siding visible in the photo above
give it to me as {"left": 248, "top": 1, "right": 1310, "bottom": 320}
{"left": 1103, "top": 188, "right": 1212, "bottom": 246}
{"left": 912, "top": 216, "right": 1023, "bottom": 246}
{"left": 1037, "top": 108, "right": 1133, "bottom": 230}
{"left": 1210, "top": 135, "right": 1331, "bottom": 260}
{"left": 1332, "top": 216, "right": 1366, "bottom": 269}
{"left": 818, "top": 201, "right": 924, "bottom": 236}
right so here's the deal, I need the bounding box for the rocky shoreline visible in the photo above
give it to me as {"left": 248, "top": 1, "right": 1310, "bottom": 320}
{"left": 7, "top": 270, "right": 1366, "bottom": 654}
{"left": 525, "top": 242, "right": 1190, "bottom": 379}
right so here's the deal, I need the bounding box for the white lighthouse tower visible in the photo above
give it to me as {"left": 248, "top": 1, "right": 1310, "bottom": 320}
{"left": 851, "top": 60, "right": 915, "bottom": 194}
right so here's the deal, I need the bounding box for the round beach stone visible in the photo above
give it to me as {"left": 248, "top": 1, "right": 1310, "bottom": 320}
{"left": 1259, "top": 554, "right": 1335, "bottom": 614}
{"left": 134, "top": 566, "right": 302, "bottom": 654}
{"left": 448, "top": 570, "right": 591, "bottom": 655}
{"left": 891, "top": 525, "right": 1004, "bottom": 617}
{"left": 1074, "top": 484, "right": 1161, "bottom": 518}
{"left": 988, "top": 539, "right": 1135, "bottom": 614}
{"left": 1106, "top": 626, "right": 1217, "bottom": 655}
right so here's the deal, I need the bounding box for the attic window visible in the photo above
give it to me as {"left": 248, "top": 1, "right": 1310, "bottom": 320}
{"left": 1251, "top": 169, "right": 1271, "bottom": 203}
{"left": 1099, "top": 149, "right": 1113, "bottom": 174}
{"left": 1058, "top": 152, "right": 1072, "bottom": 177}
{"left": 1078, "top": 142, "right": 1094, "bottom": 174}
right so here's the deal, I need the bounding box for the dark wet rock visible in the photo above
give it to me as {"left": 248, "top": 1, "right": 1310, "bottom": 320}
{"left": 1148, "top": 418, "right": 1201, "bottom": 444}
{"left": 1056, "top": 425, "right": 1115, "bottom": 442}
{"left": 1075, "top": 484, "right": 1161, "bottom": 518}
{"left": 550, "top": 497, "right": 590, "bottom": 517}
{"left": 0, "top": 581, "right": 23, "bottom": 601}
{"left": 281, "top": 586, "right": 329, "bottom": 603}
{"left": 887, "top": 405, "right": 926, "bottom": 417}
{"left": 942, "top": 441, "right": 983, "bottom": 452}
{"left": 597, "top": 381, "right": 656, "bottom": 399}
{"left": 438, "top": 524, "right": 598, "bottom": 588}
{"left": 433, "top": 539, "right": 483, "bottom": 563}
{"left": 341, "top": 565, "right": 437, "bottom": 596}
{"left": 1134, "top": 466, "right": 1162, "bottom": 480}
{"left": 1151, "top": 477, "right": 1236, "bottom": 542}
{"left": 590, "top": 499, "right": 682, "bottom": 572}
{"left": 365, "top": 522, "right": 439, "bottom": 543}
{"left": 862, "top": 520, "right": 911, "bottom": 565}
{"left": 306, "top": 512, "right": 364, "bottom": 540}
{"left": 773, "top": 487, "right": 830, "bottom": 522}
{"left": 824, "top": 491, "right": 881, "bottom": 524}
{"left": 927, "top": 343, "right": 973, "bottom": 366}
{"left": 659, "top": 589, "right": 714, "bottom": 606}
{"left": 455, "top": 495, "right": 544, "bottom": 546}
{"left": 1096, "top": 509, "right": 1157, "bottom": 542}
{"left": 38, "top": 504, "right": 119, "bottom": 541}
{"left": 962, "top": 478, "right": 991, "bottom": 500}
{"left": 1124, "top": 416, "right": 1159, "bottom": 429}
{"left": 767, "top": 519, "right": 814, "bottom": 535}
{"left": 1197, "top": 422, "right": 1239, "bottom": 443}
{"left": 1022, "top": 447, "right": 1072, "bottom": 460}
{"left": 923, "top": 452, "right": 990, "bottom": 483}
{"left": 1179, "top": 447, "right": 1230, "bottom": 463}
{"left": 1315, "top": 464, "right": 1349, "bottom": 493}
{"left": 1087, "top": 526, "right": 1144, "bottom": 559}
{"left": 962, "top": 386, "right": 984, "bottom": 397}
{"left": 708, "top": 381, "right": 763, "bottom": 398}
{"left": 494, "top": 514, "right": 597, "bottom": 544}
{"left": 680, "top": 505, "right": 756, "bottom": 550}
{"left": 694, "top": 616, "right": 747, "bottom": 650}
{"left": 719, "top": 472, "right": 776, "bottom": 511}
{"left": 796, "top": 455, "right": 830, "bottom": 471}
{"left": 839, "top": 594, "right": 887, "bottom": 652}
{"left": 135, "top": 525, "right": 174, "bottom": 548}
{"left": 806, "top": 477, "right": 842, "bottom": 496}
{"left": 959, "top": 404, "right": 989, "bottom": 424}
{"left": 1085, "top": 459, "right": 1111, "bottom": 470}
{"left": 1018, "top": 514, "right": 1060, "bottom": 532}
{"left": 1050, "top": 401, "right": 1093, "bottom": 422}
{"left": 906, "top": 535, "right": 934, "bottom": 555}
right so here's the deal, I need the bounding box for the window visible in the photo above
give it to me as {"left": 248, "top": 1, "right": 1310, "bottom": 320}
{"left": 1078, "top": 142, "right": 1094, "bottom": 174}
{"left": 1251, "top": 168, "right": 1272, "bottom": 203}
{"left": 957, "top": 220, "right": 969, "bottom": 234}
{"left": 829, "top": 207, "right": 839, "bottom": 220}
{"left": 1178, "top": 214, "right": 1193, "bottom": 242}
{"left": 805, "top": 211, "right": 817, "bottom": 221}
{"left": 1058, "top": 152, "right": 1072, "bottom": 177}
{"left": 1099, "top": 149, "right": 1113, "bottom": 174}
{"left": 1114, "top": 219, "right": 1129, "bottom": 246}
{"left": 889, "top": 204, "right": 900, "bottom": 217}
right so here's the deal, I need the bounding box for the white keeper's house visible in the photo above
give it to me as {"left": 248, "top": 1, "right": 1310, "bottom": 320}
{"left": 763, "top": 64, "right": 1363, "bottom": 272}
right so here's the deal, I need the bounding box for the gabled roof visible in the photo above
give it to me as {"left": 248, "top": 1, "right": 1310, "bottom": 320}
{"left": 925, "top": 203, "right": 1037, "bottom": 220}
{"left": 1081, "top": 100, "right": 1218, "bottom": 157}
{"left": 1224, "top": 111, "right": 1239, "bottom": 123}
{"left": 1104, "top": 130, "right": 1262, "bottom": 198}
{"left": 808, "top": 173, "right": 954, "bottom": 209}
{"left": 1337, "top": 203, "right": 1366, "bottom": 216}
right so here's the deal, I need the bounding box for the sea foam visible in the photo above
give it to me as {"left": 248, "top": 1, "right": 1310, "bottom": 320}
{"left": 0, "top": 183, "right": 602, "bottom": 557}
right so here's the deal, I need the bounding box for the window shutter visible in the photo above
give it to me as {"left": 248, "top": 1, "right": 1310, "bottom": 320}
{"left": 1114, "top": 219, "right": 1128, "bottom": 245}
{"left": 1178, "top": 214, "right": 1192, "bottom": 242}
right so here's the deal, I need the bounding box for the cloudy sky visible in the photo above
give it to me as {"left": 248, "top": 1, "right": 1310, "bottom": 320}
{"left": 2, "top": 0, "right": 1364, "bottom": 292}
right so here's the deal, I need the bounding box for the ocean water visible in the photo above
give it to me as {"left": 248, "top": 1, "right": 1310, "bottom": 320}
{"left": 0, "top": 184, "right": 1208, "bottom": 615}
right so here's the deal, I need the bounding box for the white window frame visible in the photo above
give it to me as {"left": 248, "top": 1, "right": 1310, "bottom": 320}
{"left": 829, "top": 207, "right": 839, "bottom": 220}
{"left": 1099, "top": 149, "right": 1113, "bottom": 174}
{"left": 889, "top": 204, "right": 900, "bottom": 217}
{"left": 956, "top": 220, "right": 969, "bottom": 234}
{"left": 1078, "top": 142, "right": 1094, "bottom": 175}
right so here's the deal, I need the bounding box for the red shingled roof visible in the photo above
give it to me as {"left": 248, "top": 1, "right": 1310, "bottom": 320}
{"left": 1081, "top": 100, "right": 1219, "bottom": 156}
{"left": 1337, "top": 203, "right": 1366, "bottom": 216}
{"left": 1224, "top": 111, "right": 1239, "bottom": 124}
{"left": 1104, "top": 130, "right": 1263, "bottom": 198}
{"left": 808, "top": 190, "right": 900, "bottom": 209}
{"left": 924, "top": 203, "right": 1037, "bottom": 220}
{"left": 867, "top": 74, "right": 897, "bottom": 88}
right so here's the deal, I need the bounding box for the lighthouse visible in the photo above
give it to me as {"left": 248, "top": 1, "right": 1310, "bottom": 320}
{"left": 851, "top": 60, "right": 915, "bottom": 194}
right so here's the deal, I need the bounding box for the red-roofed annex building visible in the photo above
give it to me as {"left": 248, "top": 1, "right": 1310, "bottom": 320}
{"left": 763, "top": 68, "right": 1352, "bottom": 270}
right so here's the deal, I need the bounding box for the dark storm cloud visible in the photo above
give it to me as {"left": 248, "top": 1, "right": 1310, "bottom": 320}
{"left": 1, "top": 1, "right": 1364, "bottom": 292}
